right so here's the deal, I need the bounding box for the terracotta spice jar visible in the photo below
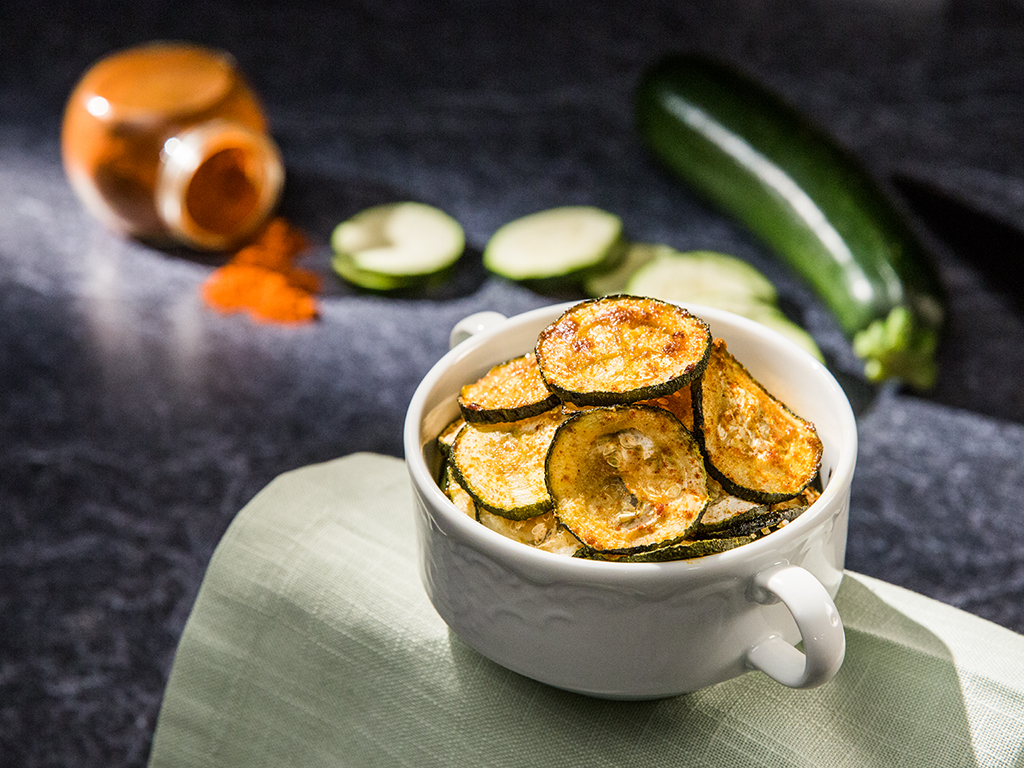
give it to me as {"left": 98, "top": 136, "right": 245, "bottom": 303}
{"left": 62, "top": 41, "right": 284, "bottom": 251}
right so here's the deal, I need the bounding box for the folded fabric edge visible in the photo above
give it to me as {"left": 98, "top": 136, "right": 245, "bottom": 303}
{"left": 842, "top": 571, "right": 1024, "bottom": 695}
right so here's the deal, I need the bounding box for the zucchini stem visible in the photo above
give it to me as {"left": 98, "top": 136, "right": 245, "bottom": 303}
{"left": 852, "top": 306, "right": 938, "bottom": 390}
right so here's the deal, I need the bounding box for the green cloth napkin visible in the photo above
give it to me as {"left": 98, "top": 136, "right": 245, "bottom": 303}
{"left": 148, "top": 453, "right": 1024, "bottom": 768}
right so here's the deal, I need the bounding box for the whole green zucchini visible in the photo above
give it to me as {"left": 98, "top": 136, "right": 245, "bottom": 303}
{"left": 636, "top": 54, "right": 945, "bottom": 389}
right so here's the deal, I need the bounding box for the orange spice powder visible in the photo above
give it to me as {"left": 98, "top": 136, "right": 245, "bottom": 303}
{"left": 201, "top": 217, "right": 321, "bottom": 324}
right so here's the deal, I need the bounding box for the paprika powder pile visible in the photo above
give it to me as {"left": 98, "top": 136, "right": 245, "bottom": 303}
{"left": 201, "top": 217, "right": 321, "bottom": 324}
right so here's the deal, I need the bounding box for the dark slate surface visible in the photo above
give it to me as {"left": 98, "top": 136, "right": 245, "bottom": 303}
{"left": 3, "top": 0, "right": 1024, "bottom": 764}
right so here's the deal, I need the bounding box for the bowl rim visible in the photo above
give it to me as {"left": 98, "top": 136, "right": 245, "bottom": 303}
{"left": 403, "top": 300, "right": 858, "bottom": 586}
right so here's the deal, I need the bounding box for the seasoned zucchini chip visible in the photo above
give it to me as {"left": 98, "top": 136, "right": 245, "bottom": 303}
{"left": 478, "top": 508, "right": 582, "bottom": 555}
{"left": 690, "top": 477, "right": 767, "bottom": 535}
{"left": 539, "top": 527, "right": 586, "bottom": 557}
{"left": 579, "top": 535, "right": 756, "bottom": 562}
{"left": 770, "top": 483, "right": 821, "bottom": 512}
{"left": 441, "top": 463, "right": 477, "bottom": 518}
{"left": 458, "top": 352, "right": 560, "bottom": 424}
{"left": 640, "top": 385, "right": 694, "bottom": 431}
{"left": 545, "top": 405, "right": 710, "bottom": 553}
{"left": 437, "top": 416, "right": 466, "bottom": 459}
{"left": 692, "top": 339, "right": 823, "bottom": 504}
{"left": 694, "top": 503, "right": 807, "bottom": 540}
{"left": 535, "top": 295, "right": 712, "bottom": 406}
{"left": 451, "top": 408, "right": 565, "bottom": 520}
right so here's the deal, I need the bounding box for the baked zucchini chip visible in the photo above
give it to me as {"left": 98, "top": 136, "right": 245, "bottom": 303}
{"left": 689, "top": 474, "right": 808, "bottom": 539}
{"left": 441, "top": 462, "right": 477, "bottom": 518}
{"left": 581, "top": 534, "right": 757, "bottom": 562}
{"left": 535, "top": 295, "right": 712, "bottom": 406}
{"left": 690, "top": 477, "right": 766, "bottom": 535}
{"left": 451, "top": 408, "right": 565, "bottom": 520}
{"left": 770, "top": 483, "right": 822, "bottom": 512}
{"left": 692, "top": 339, "right": 823, "bottom": 504}
{"left": 477, "top": 508, "right": 582, "bottom": 556}
{"left": 437, "top": 416, "right": 466, "bottom": 459}
{"left": 545, "top": 404, "right": 710, "bottom": 554}
{"left": 640, "top": 385, "right": 694, "bottom": 431}
{"left": 694, "top": 504, "right": 807, "bottom": 540}
{"left": 458, "top": 352, "right": 560, "bottom": 424}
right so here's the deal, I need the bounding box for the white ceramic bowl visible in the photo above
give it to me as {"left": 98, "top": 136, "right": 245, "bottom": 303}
{"left": 404, "top": 302, "right": 857, "bottom": 699}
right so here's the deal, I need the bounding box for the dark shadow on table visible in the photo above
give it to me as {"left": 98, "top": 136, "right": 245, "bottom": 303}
{"left": 895, "top": 175, "right": 1024, "bottom": 315}
{"left": 893, "top": 175, "right": 1024, "bottom": 425}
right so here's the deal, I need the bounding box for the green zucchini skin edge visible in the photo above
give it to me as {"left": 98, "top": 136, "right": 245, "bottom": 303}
{"left": 484, "top": 208, "right": 629, "bottom": 286}
{"left": 331, "top": 250, "right": 459, "bottom": 292}
{"left": 578, "top": 535, "right": 756, "bottom": 562}
{"left": 691, "top": 504, "right": 807, "bottom": 539}
{"left": 541, "top": 366, "right": 706, "bottom": 408}
{"left": 459, "top": 394, "right": 562, "bottom": 424}
{"left": 458, "top": 355, "right": 562, "bottom": 424}
{"left": 635, "top": 54, "right": 945, "bottom": 389}
{"left": 511, "top": 236, "right": 630, "bottom": 291}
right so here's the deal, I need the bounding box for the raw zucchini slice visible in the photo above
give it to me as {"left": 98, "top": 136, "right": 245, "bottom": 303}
{"left": 625, "top": 250, "right": 823, "bottom": 361}
{"left": 626, "top": 249, "right": 778, "bottom": 307}
{"left": 692, "top": 338, "right": 823, "bottom": 504}
{"left": 545, "top": 404, "right": 710, "bottom": 553}
{"left": 730, "top": 303, "right": 824, "bottom": 362}
{"left": 441, "top": 463, "right": 477, "bottom": 518}
{"left": 331, "top": 202, "right": 465, "bottom": 290}
{"left": 458, "top": 353, "right": 561, "bottom": 424}
{"left": 477, "top": 509, "right": 582, "bottom": 556}
{"left": 535, "top": 295, "right": 711, "bottom": 406}
{"left": 483, "top": 206, "right": 626, "bottom": 282}
{"left": 450, "top": 408, "right": 565, "bottom": 520}
{"left": 584, "top": 242, "right": 675, "bottom": 297}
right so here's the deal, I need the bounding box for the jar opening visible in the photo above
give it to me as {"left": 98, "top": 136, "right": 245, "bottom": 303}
{"left": 156, "top": 120, "right": 284, "bottom": 251}
{"left": 184, "top": 147, "right": 262, "bottom": 238}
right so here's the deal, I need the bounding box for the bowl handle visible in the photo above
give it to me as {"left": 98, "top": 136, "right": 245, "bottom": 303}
{"left": 449, "top": 311, "right": 508, "bottom": 349}
{"left": 744, "top": 563, "right": 846, "bottom": 688}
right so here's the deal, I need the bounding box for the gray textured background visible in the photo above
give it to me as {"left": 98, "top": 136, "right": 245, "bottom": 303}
{"left": 3, "top": 0, "right": 1024, "bottom": 764}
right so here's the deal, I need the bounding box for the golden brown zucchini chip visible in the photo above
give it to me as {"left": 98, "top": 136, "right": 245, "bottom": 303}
{"left": 693, "top": 501, "right": 807, "bottom": 539}
{"left": 441, "top": 462, "right": 477, "bottom": 518}
{"left": 770, "top": 483, "right": 821, "bottom": 512}
{"left": 437, "top": 416, "right": 466, "bottom": 459}
{"left": 692, "top": 339, "right": 823, "bottom": 504}
{"left": 640, "top": 384, "right": 694, "bottom": 431}
{"left": 451, "top": 408, "right": 565, "bottom": 520}
{"left": 580, "top": 534, "right": 757, "bottom": 562}
{"left": 535, "top": 295, "right": 711, "bottom": 406}
{"left": 477, "top": 508, "right": 582, "bottom": 555}
{"left": 690, "top": 477, "right": 766, "bottom": 534}
{"left": 545, "top": 404, "right": 710, "bottom": 554}
{"left": 458, "top": 352, "right": 560, "bottom": 424}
